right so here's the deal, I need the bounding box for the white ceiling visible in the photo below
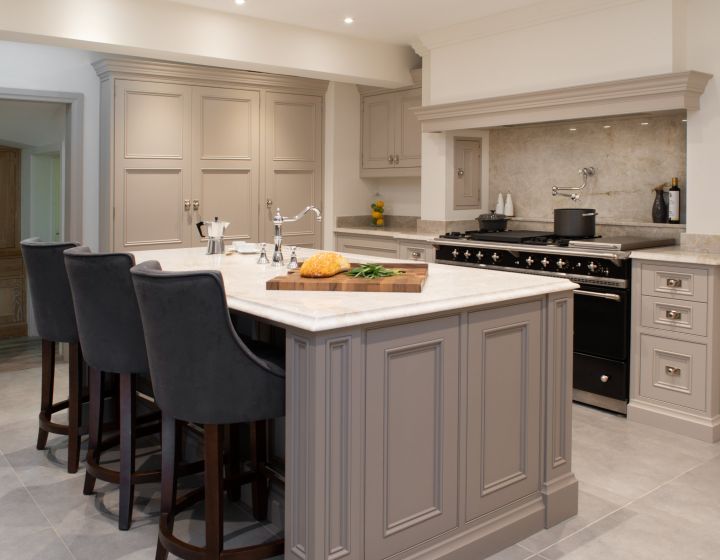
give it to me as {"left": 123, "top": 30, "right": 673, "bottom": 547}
{"left": 160, "top": 0, "right": 545, "bottom": 44}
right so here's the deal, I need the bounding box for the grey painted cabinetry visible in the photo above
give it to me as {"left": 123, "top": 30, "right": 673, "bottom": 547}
{"left": 360, "top": 87, "right": 422, "bottom": 178}
{"left": 335, "top": 232, "right": 436, "bottom": 262}
{"left": 95, "top": 58, "right": 326, "bottom": 251}
{"left": 629, "top": 259, "right": 720, "bottom": 442}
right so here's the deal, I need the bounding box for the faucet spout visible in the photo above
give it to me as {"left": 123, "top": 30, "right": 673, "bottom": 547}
{"left": 270, "top": 205, "right": 323, "bottom": 266}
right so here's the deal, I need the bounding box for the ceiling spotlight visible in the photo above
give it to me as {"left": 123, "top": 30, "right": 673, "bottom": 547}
{"left": 603, "top": 125, "right": 612, "bottom": 129}
{"left": 640, "top": 122, "right": 649, "bottom": 126}
{"left": 682, "top": 118, "right": 688, "bottom": 122}
{"left": 569, "top": 128, "right": 577, "bottom": 132}
{"left": 344, "top": 16, "right": 354, "bottom": 24}
{"left": 234, "top": 0, "right": 245, "bottom": 5}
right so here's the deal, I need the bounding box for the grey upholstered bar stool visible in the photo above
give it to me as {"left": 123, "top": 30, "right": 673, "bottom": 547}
{"left": 64, "top": 246, "right": 163, "bottom": 531}
{"left": 131, "top": 260, "right": 285, "bottom": 560}
{"left": 20, "top": 239, "right": 84, "bottom": 474}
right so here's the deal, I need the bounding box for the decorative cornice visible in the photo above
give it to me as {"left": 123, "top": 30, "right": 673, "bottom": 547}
{"left": 417, "top": 0, "right": 641, "bottom": 50}
{"left": 358, "top": 68, "right": 422, "bottom": 97}
{"left": 93, "top": 56, "right": 329, "bottom": 95}
{"left": 415, "top": 71, "right": 713, "bottom": 132}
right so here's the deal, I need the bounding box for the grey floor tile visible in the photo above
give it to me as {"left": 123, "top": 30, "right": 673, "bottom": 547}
{"left": 485, "top": 543, "right": 536, "bottom": 560}
{"left": 0, "top": 527, "right": 73, "bottom": 560}
{"left": 0, "top": 482, "right": 52, "bottom": 541}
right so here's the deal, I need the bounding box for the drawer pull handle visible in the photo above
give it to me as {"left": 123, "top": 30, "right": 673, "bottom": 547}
{"left": 666, "top": 278, "right": 683, "bottom": 288}
{"left": 411, "top": 251, "right": 421, "bottom": 259}
{"left": 574, "top": 289, "right": 621, "bottom": 302}
{"left": 665, "top": 366, "right": 681, "bottom": 376}
{"left": 600, "top": 374, "right": 609, "bottom": 383}
{"left": 665, "top": 309, "right": 683, "bottom": 320}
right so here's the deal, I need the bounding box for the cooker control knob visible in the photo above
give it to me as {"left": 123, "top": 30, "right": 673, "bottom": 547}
{"left": 491, "top": 252, "right": 500, "bottom": 262}
{"left": 540, "top": 257, "right": 550, "bottom": 268}
{"left": 600, "top": 374, "right": 609, "bottom": 383}
{"left": 525, "top": 256, "right": 535, "bottom": 267}
{"left": 475, "top": 251, "right": 484, "bottom": 260}
{"left": 587, "top": 261, "right": 598, "bottom": 273}
{"left": 556, "top": 258, "right": 567, "bottom": 269}
{"left": 463, "top": 250, "right": 471, "bottom": 260}
{"left": 451, "top": 249, "right": 459, "bottom": 260}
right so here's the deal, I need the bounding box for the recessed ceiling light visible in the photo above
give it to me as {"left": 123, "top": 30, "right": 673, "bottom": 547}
{"left": 569, "top": 128, "right": 577, "bottom": 132}
{"left": 640, "top": 122, "right": 649, "bottom": 126}
{"left": 234, "top": 0, "right": 245, "bottom": 5}
{"left": 603, "top": 125, "right": 612, "bottom": 129}
{"left": 344, "top": 16, "right": 354, "bottom": 24}
{"left": 682, "top": 118, "right": 688, "bottom": 122}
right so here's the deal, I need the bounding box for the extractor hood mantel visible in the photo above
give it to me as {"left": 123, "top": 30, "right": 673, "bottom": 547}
{"left": 415, "top": 71, "right": 713, "bottom": 132}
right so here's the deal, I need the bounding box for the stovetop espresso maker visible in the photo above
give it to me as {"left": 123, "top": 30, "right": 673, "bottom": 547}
{"left": 196, "top": 217, "right": 230, "bottom": 255}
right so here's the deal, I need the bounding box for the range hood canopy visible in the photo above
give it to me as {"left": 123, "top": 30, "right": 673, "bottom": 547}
{"left": 415, "top": 71, "right": 713, "bottom": 132}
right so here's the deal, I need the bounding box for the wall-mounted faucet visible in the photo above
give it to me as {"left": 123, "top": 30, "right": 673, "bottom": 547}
{"left": 552, "top": 167, "right": 596, "bottom": 201}
{"left": 271, "top": 205, "right": 322, "bottom": 265}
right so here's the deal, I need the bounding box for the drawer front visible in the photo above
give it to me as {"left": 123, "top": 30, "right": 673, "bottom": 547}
{"left": 639, "top": 334, "right": 707, "bottom": 411}
{"left": 641, "top": 263, "right": 708, "bottom": 302}
{"left": 398, "top": 242, "right": 434, "bottom": 263}
{"left": 641, "top": 296, "right": 708, "bottom": 337}
{"left": 573, "top": 353, "right": 628, "bottom": 401}
{"left": 335, "top": 234, "right": 398, "bottom": 259}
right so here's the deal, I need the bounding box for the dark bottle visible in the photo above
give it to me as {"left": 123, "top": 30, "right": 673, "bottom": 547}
{"left": 651, "top": 187, "right": 667, "bottom": 223}
{"left": 668, "top": 177, "right": 681, "bottom": 224}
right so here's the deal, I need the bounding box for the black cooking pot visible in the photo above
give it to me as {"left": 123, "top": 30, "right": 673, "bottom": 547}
{"left": 477, "top": 211, "right": 508, "bottom": 232}
{"left": 554, "top": 208, "right": 597, "bottom": 238}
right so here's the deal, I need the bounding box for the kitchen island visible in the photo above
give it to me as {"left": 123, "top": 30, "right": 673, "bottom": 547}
{"left": 132, "top": 247, "right": 579, "bottom": 560}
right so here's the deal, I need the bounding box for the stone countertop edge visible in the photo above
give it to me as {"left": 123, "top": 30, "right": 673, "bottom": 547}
{"left": 630, "top": 246, "right": 720, "bottom": 265}
{"left": 334, "top": 227, "right": 437, "bottom": 242}
{"left": 131, "top": 247, "right": 578, "bottom": 333}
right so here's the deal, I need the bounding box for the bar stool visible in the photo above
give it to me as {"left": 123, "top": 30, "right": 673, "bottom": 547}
{"left": 20, "top": 239, "right": 84, "bottom": 474}
{"left": 64, "top": 246, "right": 164, "bottom": 531}
{"left": 130, "top": 260, "right": 285, "bottom": 560}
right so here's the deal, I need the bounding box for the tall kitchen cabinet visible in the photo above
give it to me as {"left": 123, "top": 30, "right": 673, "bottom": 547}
{"left": 95, "top": 58, "right": 326, "bottom": 252}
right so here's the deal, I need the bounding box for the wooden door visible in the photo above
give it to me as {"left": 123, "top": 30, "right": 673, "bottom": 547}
{"left": 365, "top": 316, "right": 460, "bottom": 559}
{"left": 191, "top": 86, "right": 260, "bottom": 245}
{"left": 362, "top": 92, "right": 395, "bottom": 169}
{"left": 0, "top": 147, "right": 26, "bottom": 338}
{"left": 114, "top": 80, "right": 192, "bottom": 251}
{"left": 262, "top": 92, "right": 323, "bottom": 248}
{"left": 453, "top": 139, "right": 482, "bottom": 209}
{"left": 394, "top": 88, "right": 422, "bottom": 168}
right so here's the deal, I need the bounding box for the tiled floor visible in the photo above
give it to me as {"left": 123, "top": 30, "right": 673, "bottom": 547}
{"left": 2, "top": 338, "right": 720, "bottom": 559}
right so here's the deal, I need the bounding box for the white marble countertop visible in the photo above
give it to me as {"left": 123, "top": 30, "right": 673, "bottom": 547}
{"left": 631, "top": 246, "right": 720, "bottom": 265}
{"left": 132, "top": 247, "right": 577, "bottom": 332}
{"left": 334, "top": 227, "right": 437, "bottom": 242}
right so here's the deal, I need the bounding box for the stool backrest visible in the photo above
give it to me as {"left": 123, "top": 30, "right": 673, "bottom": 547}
{"left": 130, "top": 260, "right": 284, "bottom": 425}
{"left": 64, "top": 246, "right": 149, "bottom": 375}
{"left": 20, "top": 239, "right": 79, "bottom": 343}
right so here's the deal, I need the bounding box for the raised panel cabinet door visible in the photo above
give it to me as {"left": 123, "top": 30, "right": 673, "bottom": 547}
{"left": 262, "top": 92, "right": 323, "bottom": 248}
{"left": 365, "top": 315, "right": 460, "bottom": 559}
{"left": 362, "top": 92, "right": 395, "bottom": 169}
{"left": 0, "top": 148, "right": 25, "bottom": 337}
{"left": 114, "top": 80, "right": 192, "bottom": 250}
{"left": 466, "top": 301, "right": 542, "bottom": 521}
{"left": 453, "top": 139, "right": 482, "bottom": 209}
{"left": 394, "top": 88, "right": 422, "bottom": 168}
{"left": 191, "top": 87, "right": 260, "bottom": 244}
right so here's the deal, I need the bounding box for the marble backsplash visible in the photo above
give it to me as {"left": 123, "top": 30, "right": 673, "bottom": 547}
{"left": 489, "top": 112, "right": 687, "bottom": 224}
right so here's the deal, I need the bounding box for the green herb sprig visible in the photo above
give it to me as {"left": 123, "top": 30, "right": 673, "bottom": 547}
{"left": 345, "top": 263, "right": 406, "bottom": 279}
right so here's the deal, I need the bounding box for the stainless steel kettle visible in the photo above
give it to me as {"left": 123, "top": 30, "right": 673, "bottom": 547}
{"left": 196, "top": 217, "right": 230, "bottom": 255}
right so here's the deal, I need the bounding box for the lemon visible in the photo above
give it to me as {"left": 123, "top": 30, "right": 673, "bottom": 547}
{"left": 372, "top": 210, "right": 382, "bottom": 219}
{"left": 376, "top": 218, "right": 384, "bottom": 226}
{"left": 376, "top": 200, "right": 384, "bottom": 208}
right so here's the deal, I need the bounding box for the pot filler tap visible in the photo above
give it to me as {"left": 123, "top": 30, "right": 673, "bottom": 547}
{"left": 271, "top": 205, "right": 322, "bottom": 265}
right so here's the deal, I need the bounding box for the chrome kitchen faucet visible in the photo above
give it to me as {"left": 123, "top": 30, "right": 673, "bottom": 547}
{"left": 271, "top": 205, "right": 322, "bottom": 265}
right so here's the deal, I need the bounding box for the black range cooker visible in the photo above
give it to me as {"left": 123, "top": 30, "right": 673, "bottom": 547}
{"left": 434, "top": 230, "right": 674, "bottom": 414}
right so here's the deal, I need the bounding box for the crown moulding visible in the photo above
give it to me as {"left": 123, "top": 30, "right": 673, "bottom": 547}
{"left": 415, "top": 71, "right": 713, "bottom": 132}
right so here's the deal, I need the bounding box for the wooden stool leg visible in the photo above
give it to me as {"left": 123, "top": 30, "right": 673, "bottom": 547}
{"left": 227, "top": 424, "right": 242, "bottom": 501}
{"left": 36, "top": 340, "right": 55, "bottom": 450}
{"left": 205, "top": 424, "right": 225, "bottom": 557}
{"left": 156, "top": 415, "right": 180, "bottom": 560}
{"left": 118, "top": 373, "right": 137, "bottom": 531}
{"left": 250, "top": 420, "right": 269, "bottom": 521}
{"left": 83, "top": 368, "right": 105, "bottom": 495}
{"left": 67, "top": 342, "right": 82, "bottom": 474}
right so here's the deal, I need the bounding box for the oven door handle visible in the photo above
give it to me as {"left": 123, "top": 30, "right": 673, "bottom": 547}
{"left": 574, "top": 289, "right": 622, "bottom": 302}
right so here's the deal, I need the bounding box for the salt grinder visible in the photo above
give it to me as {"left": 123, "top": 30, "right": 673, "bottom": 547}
{"left": 257, "top": 243, "right": 269, "bottom": 264}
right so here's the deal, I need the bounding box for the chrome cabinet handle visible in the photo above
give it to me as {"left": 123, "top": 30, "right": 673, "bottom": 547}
{"left": 184, "top": 199, "right": 191, "bottom": 211}
{"left": 411, "top": 251, "right": 421, "bottom": 259}
{"left": 266, "top": 199, "right": 273, "bottom": 208}
{"left": 665, "top": 366, "right": 681, "bottom": 376}
{"left": 394, "top": 154, "right": 399, "bottom": 164}
{"left": 666, "top": 278, "right": 683, "bottom": 288}
{"left": 192, "top": 199, "right": 200, "bottom": 211}
{"left": 388, "top": 155, "right": 394, "bottom": 164}
{"left": 457, "top": 167, "right": 465, "bottom": 177}
{"left": 574, "top": 289, "right": 621, "bottom": 302}
{"left": 600, "top": 374, "right": 609, "bottom": 383}
{"left": 665, "top": 309, "right": 683, "bottom": 320}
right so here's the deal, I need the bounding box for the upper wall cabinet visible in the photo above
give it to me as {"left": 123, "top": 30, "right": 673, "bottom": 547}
{"left": 360, "top": 86, "right": 421, "bottom": 178}
{"left": 95, "top": 58, "right": 326, "bottom": 252}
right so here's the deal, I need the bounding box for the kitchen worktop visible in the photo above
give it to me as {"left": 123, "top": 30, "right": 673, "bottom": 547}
{"left": 334, "top": 226, "right": 437, "bottom": 242}
{"left": 631, "top": 245, "right": 720, "bottom": 265}
{"left": 132, "top": 246, "right": 576, "bottom": 332}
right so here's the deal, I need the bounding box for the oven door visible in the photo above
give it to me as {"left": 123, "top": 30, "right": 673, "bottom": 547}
{"left": 573, "top": 284, "right": 629, "bottom": 361}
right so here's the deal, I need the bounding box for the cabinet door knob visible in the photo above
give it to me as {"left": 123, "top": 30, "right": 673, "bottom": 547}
{"left": 184, "top": 199, "right": 191, "bottom": 211}
{"left": 394, "top": 154, "right": 399, "bottom": 164}
{"left": 600, "top": 374, "right": 609, "bottom": 383}
{"left": 666, "top": 278, "right": 683, "bottom": 288}
{"left": 192, "top": 199, "right": 200, "bottom": 211}
{"left": 266, "top": 199, "right": 273, "bottom": 208}
{"left": 388, "top": 155, "right": 394, "bottom": 164}
{"left": 411, "top": 251, "right": 421, "bottom": 259}
{"left": 457, "top": 167, "right": 465, "bottom": 177}
{"left": 665, "top": 366, "right": 681, "bottom": 376}
{"left": 665, "top": 309, "right": 682, "bottom": 321}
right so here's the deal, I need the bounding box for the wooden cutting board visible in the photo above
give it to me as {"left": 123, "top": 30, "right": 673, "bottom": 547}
{"left": 266, "top": 262, "right": 428, "bottom": 293}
